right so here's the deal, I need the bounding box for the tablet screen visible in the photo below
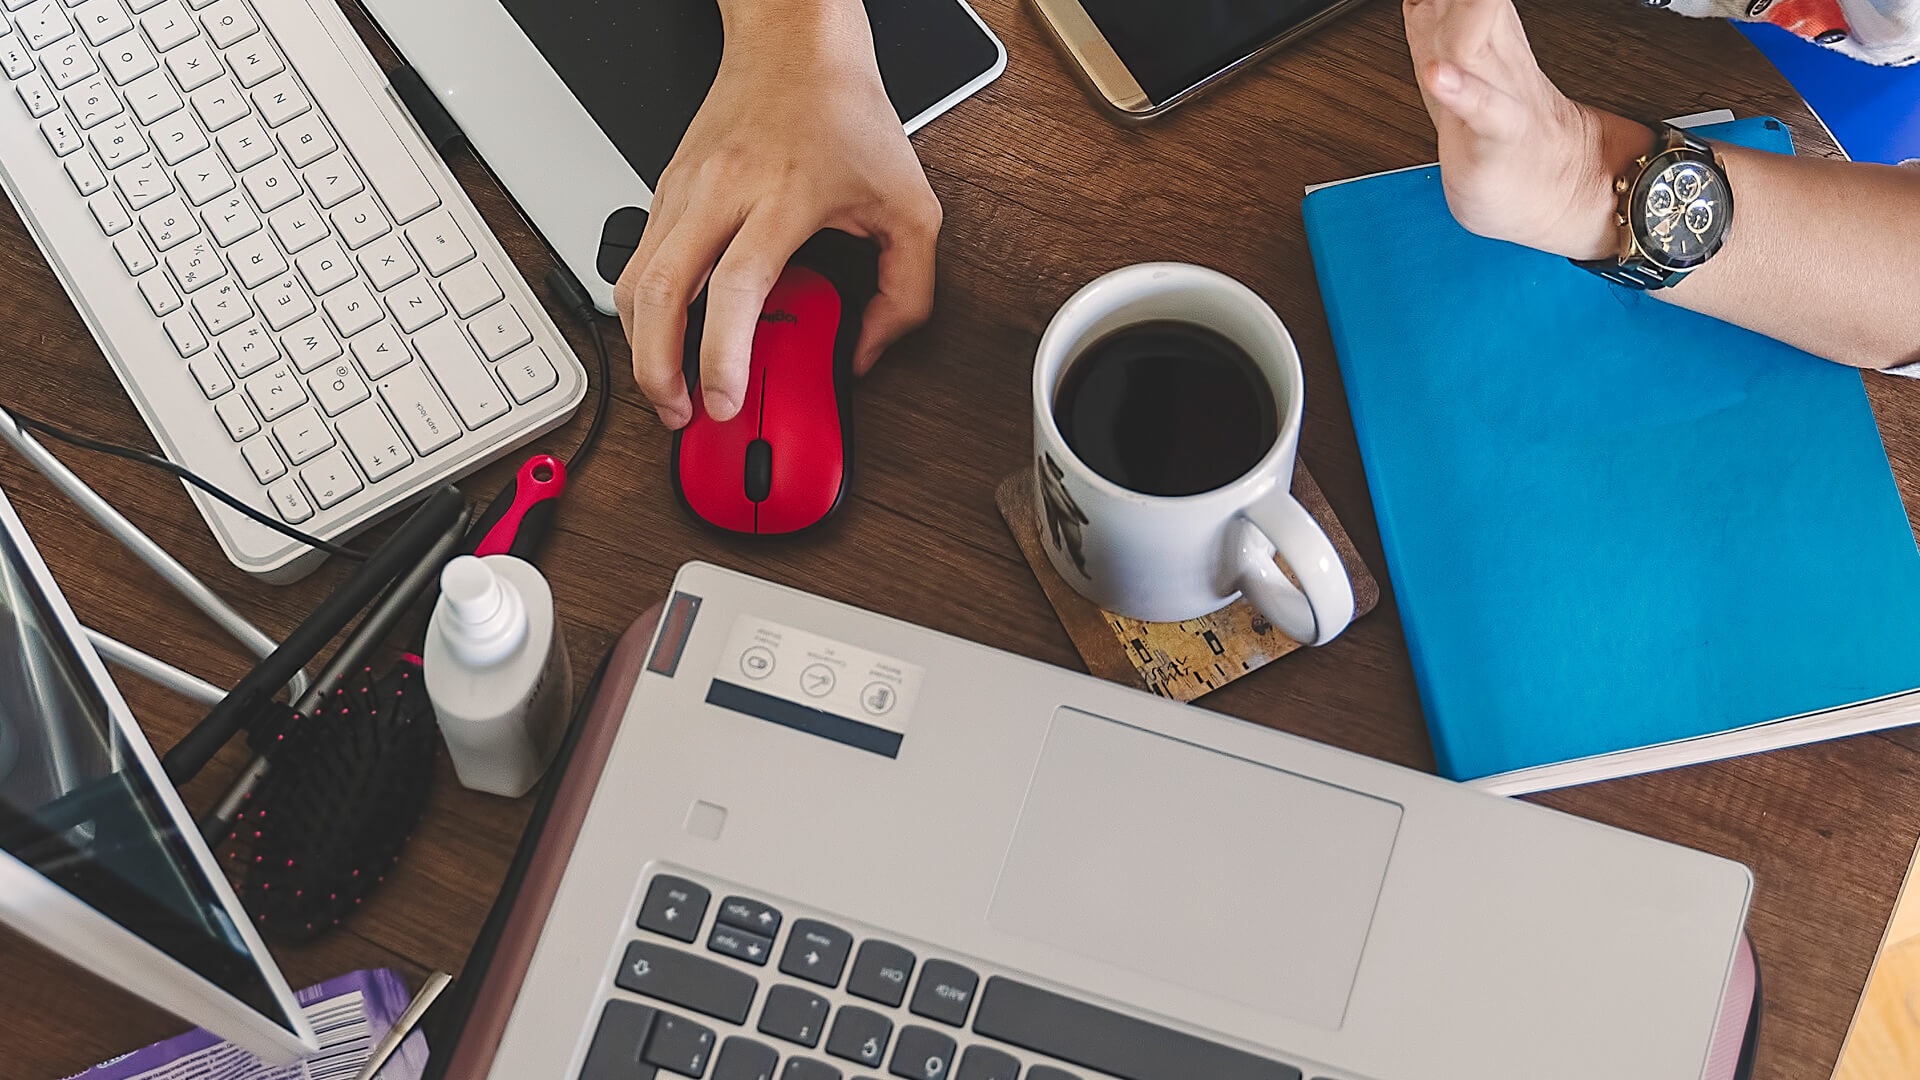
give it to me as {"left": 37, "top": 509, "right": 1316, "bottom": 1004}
{"left": 495, "top": 0, "right": 1003, "bottom": 186}
{"left": 1080, "top": 0, "right": 1344, "bottom": 104}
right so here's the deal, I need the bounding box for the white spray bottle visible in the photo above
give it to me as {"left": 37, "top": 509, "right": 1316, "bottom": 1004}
{"left": 423, "top": 554, "right": 572, "bottom": 797}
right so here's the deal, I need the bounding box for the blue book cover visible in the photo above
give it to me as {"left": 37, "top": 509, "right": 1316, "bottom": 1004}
{"left": 1739, "top": 21, "right": 1920, "bottom": 166}
{"left": 1304, "top": 118, "right": 1920, "bottom": 788}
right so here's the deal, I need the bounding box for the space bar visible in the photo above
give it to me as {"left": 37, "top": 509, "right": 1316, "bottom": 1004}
{"left": 971, "top": 976, "right": 1302, "bottom": 1080}
{"left": 250, "top": 0, "right": 441, "bottom": 224}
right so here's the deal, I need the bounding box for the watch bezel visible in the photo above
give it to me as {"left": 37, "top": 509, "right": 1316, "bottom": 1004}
{"left": 1628, "top": 145, "right": 1734, "bottom": 273}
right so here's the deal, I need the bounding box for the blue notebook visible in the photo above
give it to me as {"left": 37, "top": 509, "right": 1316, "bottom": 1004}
{"left": 1304, "top": 117, "right": 1920, "bottom": 792}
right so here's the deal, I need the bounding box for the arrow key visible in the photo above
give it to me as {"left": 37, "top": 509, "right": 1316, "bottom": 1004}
{"left": 709, "top": 924, "right": 775, "bottom": 967}
{"left": 779, "top": 918, "right": 853, "bottom": 987}
{"left": 718, "top": 895, "right": 784, "bottom": 939}
{"left": 638, "top": 874, "right": 711, "bottom": 943}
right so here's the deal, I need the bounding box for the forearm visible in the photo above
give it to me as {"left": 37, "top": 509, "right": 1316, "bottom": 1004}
{"left": 717, "top": 0, "right": 874, "bottom": 56}
{"left": 1659, "top": 147, "right": 1920, "bottom": 370}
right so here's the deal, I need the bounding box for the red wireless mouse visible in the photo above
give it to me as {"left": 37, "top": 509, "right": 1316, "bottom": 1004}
{"left": 673, "top": 233, "right": 876, "bottom": 535}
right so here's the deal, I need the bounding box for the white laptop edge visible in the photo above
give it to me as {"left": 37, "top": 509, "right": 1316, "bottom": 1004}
{"left": 0, "top": 485, "right": 318, "bottom": 1064}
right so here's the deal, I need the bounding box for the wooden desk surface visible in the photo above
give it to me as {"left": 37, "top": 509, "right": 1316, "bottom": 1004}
{"left": 5, "top": 1, "right": 1918, "bottom": 1076}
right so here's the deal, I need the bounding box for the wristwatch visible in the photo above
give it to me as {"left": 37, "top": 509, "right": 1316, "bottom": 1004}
{"left": 1573, "top": 124, "right": 1734, "bottom": 290}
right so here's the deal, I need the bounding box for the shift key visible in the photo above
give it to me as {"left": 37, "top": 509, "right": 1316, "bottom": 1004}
{"left": 615, "top": 940, "right": 758, "bottom": 1025}
{"left": 413, "top": 319, "right": 509, "bottom": 430}
{"left": 378, "top": 363, "right": 460, "bottom": 455}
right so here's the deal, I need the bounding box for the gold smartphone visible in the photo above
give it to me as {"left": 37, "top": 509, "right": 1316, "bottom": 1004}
{"left": 1030, "top": 0, "right": 1371, "bottom": 123}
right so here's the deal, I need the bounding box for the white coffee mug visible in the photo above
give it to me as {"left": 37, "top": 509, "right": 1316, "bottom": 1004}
{"left": 1032, "top": 263, "right": 1355, "bottom": 645}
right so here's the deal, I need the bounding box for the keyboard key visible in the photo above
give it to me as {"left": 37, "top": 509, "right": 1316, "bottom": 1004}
{"left": 644, "top": 1014, "right": 717, "bottom": 1079}
{"left": 191, "top": 278, "right": 248, "bottom": 333}
{"left": 89, "top": 190, "right": 132, "bottom": 234}
{"left": 308, "top": 356, "right": 366, "bottom": 415}
{"left": 757, "top": 985, "right": 829, "bottom": 1048}
{"left": 73, "top": 0, "right": 132, "bottom": 46}
{"left": 187, "top": 352, "right": 230, "bottom": 397}
{"left": 954, "top": 1048, "right": 1020, "bottom": 1080}
{"left": 202, "top": 190, "right": 259, "bottom": 244}
{"left": 377, "top": 363, "right": 459, "bottom": 454}
{"left": 909, "top": 962, "right": 978, "bottom": 1027}
{"left": 138, "top": 194, "right": 197, "bottom": 250}
{"left": 90, "top": 114, "right": 146, "bottom": 167}
{"left": 162, "top": 34, "right": 218, "bottom": 90}
{"left": 214, "top": 114, "right": 270, "bottom": 169}
{"left": 1025, "top": 1070, "right": 1079, "bottom": 1080}
{"left": 300, "top": 447, "right": 360, "bottom": 509}
{"left": 331, "top": 190, "right": 388, "bottom": 249}
{"left": 348, "top": 321, "right": 407, "bottom": 377}
{"left": 847, "top": 941, "right": 916, "bottom": 1009}
{"left": 384, "top": 274, "right": 443, "bottom": 333}
{"left": 62, "top": 76, "right": 121, "bottom": 128}
{"left": 112, "top": 230, "right": 154, "bottom": 274}
{"left": 439, "top": 261, "right": 501, "bottom": 319}
{"left": 303, "top": 149, "right": 361, "bottom": 207}
{"left": 782, "top": 1061, "right": 842, "bottom": 1080}
{"left": 718, "top": 897, "right": 783, "bottom": 938}
{"left": 471, "top": 303, "right": 531, "bottom": 361}
{"left": 102, "top": 34, "right": 157, "bottom": 84}
{"left": 404, "top": 208, "right": 472, "bottom": 275}
{"left": 249, "top": 70, "right": 304, "bottom": 126}
{"left": 213, "top": 394, "right": 257, "bottom": 440}
{"left": 40, "top": 111, "right": 81, "bottom": 155}
{"left": 239, "top": 434, "right": 283, "bottom": 482}
{"left": 295, "top": 238, "right": 355, "bottom": 295}
{"left": 412, "top": 319, "right": 506, "bottom": 429}
{"left": 127, "top": 0, "right": 169, "bottom": 13}
{"left": 709, "top": 925, "right": 774, "bottom": 966}
{"left": 266, "top": 476, "right": 311, "bottom": 523}
{"left": 5, "top": 41, "right": 40, "bottom": 83}
{"left": 189, "top": 75, "right": 246, "bottom": 130}
{"left": 146, "top": 107, "right": 205, "bottom": 163}
{"left": 579, "top": 1001, "right": 658, "bottom": 1080}
{"left": 270, "top": 403, "right": 331, "bottom": 463}
{"left": 198, "top": 0, "right": 253, "bottom": 48}
{"left": 220, "top": 319, "right": 278, "bottom": 375}
{"left": 163, "top": 311, "right": 206, "bottom": 356}
{"left": 320, "top": 279, "right": 379, "bottom": 336}
{"left": 268, "top": 196, "right": 326, "bottom": 253}
{"left": 888, "top": 1027, "right": 956, "bottom": 1080}
{"left": 334, "top": 399, "right": 409, "bottom": 481}
{"left": 256, "top": 272, "right": 314, "bottom": 331}
{"left": 163, "top": 237, "right": 221, "bottom": 291}
{"left": 356, "top": 232, "right": 416, "bottom": 292}
{"left": 240, "top": 155, "right": 297, "bottom": 210}
{"left": 276, "top": 109, "right": 333, "bottom": 166}
{"left": 114, "top": 155, "right": 169, "bottom": 209}
{"left": 713, "top": 1037, "right": 779, "bottom": 1080}
{"left": 972, "top": 977, "right": 1303, "bottom": 1080}
{"left": 825, "top": 1007, "right": 892, "bottom": 1069}
{"left": 16, "top": 73, "right": 55, "bottom": 117}
{"left": 614, "top": 940, "right": 758, "bottom": 1026}
{"left": 41, "top": 39, "right": 97, "bottom": 90}
{"left": 174, "top": 147, "right": 232, "bottom": 204}
{"left": 138, "top": 0, "right": 195, "bottom": 53}
{"left": 282, "top": 311, "right": 340, "bottom": 371}
{"left": 138, "top": 271, "right": 179, "bottom": 315}
{"left": 780, "top": 921, "right": 854, "bottom": 988}
{"left": 226, "top": 39, "right": 280, "bottom": 88}
{"left": 244, "top": 360, "right": 303, "bottom": 420}
{"left": 17, "top": 0, "right": 72, "bottom": 50}
{"left": 118, "top": 78, "right": 177, "bottom": 132}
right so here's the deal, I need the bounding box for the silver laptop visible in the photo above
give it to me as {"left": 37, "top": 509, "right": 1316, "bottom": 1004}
{"left": 490, "top": 562, "right": 1754, "bottom": 1080}
{"left": 0, "top": 482, "right": 317, "bottom": 1063}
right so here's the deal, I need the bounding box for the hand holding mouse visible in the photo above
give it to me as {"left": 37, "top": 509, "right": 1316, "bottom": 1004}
{"left": 615, "top": 0, "right": 942, "bottom": 429}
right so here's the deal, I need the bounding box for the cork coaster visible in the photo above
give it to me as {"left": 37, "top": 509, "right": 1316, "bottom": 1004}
{"left": 996, "top": 464, "right": 1380, "bottom": 702}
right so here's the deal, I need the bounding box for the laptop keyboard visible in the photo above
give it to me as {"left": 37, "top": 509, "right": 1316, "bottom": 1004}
{"left": 584, "top": 872, "right": 1321, "bottom": 1080}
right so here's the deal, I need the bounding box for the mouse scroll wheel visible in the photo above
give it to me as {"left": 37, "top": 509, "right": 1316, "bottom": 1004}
{"left": 745, "top": 439, "right": 773, "bottom": 503}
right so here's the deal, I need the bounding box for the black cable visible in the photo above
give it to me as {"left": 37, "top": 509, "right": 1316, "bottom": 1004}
{"left": 546, "top": 266, "right": 612, "bottom": 478}
{"left": 1, "top": 404, "right": 371, "bottom": 560}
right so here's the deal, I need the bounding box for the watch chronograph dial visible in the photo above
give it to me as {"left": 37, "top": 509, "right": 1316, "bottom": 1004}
{"left": 1637, "top": 158, "right": 1730, "bottom": 269}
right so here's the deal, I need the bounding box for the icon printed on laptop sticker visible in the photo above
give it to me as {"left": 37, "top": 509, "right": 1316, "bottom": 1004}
{"left": 1038, "top": 453, "right": 1090, "bottom": 579}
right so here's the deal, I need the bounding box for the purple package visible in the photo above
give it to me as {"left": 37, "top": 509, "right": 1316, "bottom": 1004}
{"left": 65, "top": 968, "right": 429, "bottom": 1080}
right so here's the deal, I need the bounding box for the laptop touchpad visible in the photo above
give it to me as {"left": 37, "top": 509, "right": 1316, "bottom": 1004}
{"left": 988, "top": 708, "right": 1401, "bottom": 1030}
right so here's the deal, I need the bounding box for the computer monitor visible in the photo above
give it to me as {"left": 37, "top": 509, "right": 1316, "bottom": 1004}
{"left": 0, "top": 484, "right": 317, "bottom": 1064}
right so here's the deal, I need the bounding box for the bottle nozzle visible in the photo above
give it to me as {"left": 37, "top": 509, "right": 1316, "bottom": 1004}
{"left": 437, "top": 556, "right": 528, "bottom": 666}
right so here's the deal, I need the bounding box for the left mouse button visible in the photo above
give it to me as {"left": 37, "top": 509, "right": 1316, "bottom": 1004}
{"left": 745, "top": 439, "right": 772, "bottom": 503}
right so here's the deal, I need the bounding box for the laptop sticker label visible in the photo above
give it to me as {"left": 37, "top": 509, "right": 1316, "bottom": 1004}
{"left": 706, "top": 616, "right": 923, "bottom": 757}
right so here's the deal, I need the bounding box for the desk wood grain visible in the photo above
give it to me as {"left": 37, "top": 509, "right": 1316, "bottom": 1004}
{"left": 4, "top": 2, "right": 1915, "bottom": 1077}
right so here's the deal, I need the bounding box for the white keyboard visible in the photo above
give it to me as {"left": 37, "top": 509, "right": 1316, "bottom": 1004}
{"left": 0, "top": 0, "right": 586, "bottom": 580}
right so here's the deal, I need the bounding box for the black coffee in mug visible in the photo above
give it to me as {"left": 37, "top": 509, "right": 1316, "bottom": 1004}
{"left": 1052, "top": 320, "right": 1278, "bottom": 497}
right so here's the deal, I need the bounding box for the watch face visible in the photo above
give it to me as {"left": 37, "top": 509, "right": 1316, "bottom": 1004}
{"left": 1634, "top": 153, "right": 1731, "bottom": 271}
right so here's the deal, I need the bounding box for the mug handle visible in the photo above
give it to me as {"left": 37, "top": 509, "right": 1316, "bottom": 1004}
{"left": 1231, "top": 489, "right": 1355, "bottom": 647}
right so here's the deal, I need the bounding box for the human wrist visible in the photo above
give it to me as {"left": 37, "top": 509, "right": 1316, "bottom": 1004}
{"left": 1554, "top": 106, "right": 1656, "bottom": 262}
{"left": 718, "top": 0, "right": 872, "bottom": 62}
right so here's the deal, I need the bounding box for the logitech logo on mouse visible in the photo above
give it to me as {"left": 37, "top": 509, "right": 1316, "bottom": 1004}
{"left": 759, "top": 309, "right": 798, "bottom": 325}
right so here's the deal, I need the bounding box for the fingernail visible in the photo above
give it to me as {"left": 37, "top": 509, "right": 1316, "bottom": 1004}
{"left": 704, "top": 388, "right": 738, "bottom": 420}
{"left": 657, "top": 403, "right": 690, "bottom": 429}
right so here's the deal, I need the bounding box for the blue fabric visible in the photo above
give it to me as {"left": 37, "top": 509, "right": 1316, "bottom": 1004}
{"left": 1304, "top": 118, "right": 1920, "bottom": 781}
